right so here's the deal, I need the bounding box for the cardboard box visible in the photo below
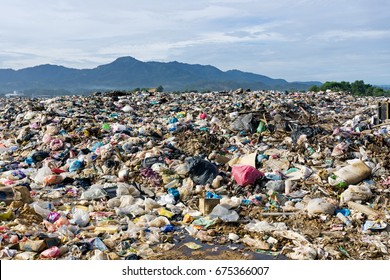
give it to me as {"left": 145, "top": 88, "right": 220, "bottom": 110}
{"left": 199, "top": 198, "right": 220, "bottom": 215}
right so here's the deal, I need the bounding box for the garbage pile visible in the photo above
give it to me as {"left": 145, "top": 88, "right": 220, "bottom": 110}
{"left": 0, "top": 90, "right": 389, "bottom": 260}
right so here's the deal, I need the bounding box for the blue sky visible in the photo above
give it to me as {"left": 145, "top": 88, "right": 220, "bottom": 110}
{"left": 0, "top": 0, "right": 389, "bottom": 84}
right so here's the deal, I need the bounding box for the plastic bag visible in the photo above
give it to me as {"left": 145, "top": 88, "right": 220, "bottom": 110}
{"left": 80, "top": 188, "right": 107, "bottom": 200}
{"left": 41, "top": 246, "right": 61, "bottom": 258}
{"left": 186, "top": 157, "right": 218, "bottom": 185}
{"left": 144, "top": 198, "right": 160, "bottom": 212}
{"left": 42, "top": 134, "right": 52, "bottom": 144}
{"left": 116, "top": 184, "right": 130, "bottom": 197}
{"left": 90, "top": 250, "right": 107, "bottom": 260}
{"left": 265, "top": 180, "right": 285, "bottom": 192}
{"left": 15, "top": 252, "right": 36, "bottom": 260}
{"left": 33, "top": 165, "right": 53, "bottom": 185}
{"left": 69, "top": 160, "right": 84, "bottom": 172}
{"left": 148, "top": 216, "right": 170, "bottom": 227}
{"left": 306, "top": 198, "right": 335, "bottom": 216}
{"left": 119, "top": 195, "right": 134, "bottom": 208}
{"left": 231, "top": 165, "right": 264, "bottom": 186}
{"left": 70, "top": 209, "right": 90, "bottom": 227}
{"left": 107, "top": 197, "right": 121, "bottom": 208}
{"left": 49, "top": 139, "right": 64, "bottom": 151}
{"left": 142, "top": 156, "right": 163, "bottom": 168}
{"left": 93, "top": 238, "right": 108, "bottom": 251}
{"left": 220, "top": 196, "right": 242, "bottom": 209}
{"left": 230, "top": 113, "right": 259, "bottom": 133}
{"left": 157, "top": 194, "right": 176, "bottom": 206}
{"left": 0, "top": 208, "right": 13, "bottom": 220}
{"left": 122, "top": 105, "right": 133, "bottom": 113}
{"left": 32, "top": 203, "right": 51, "bottom": 219}
{"left": 167, "top": 188, "right": 180, "bottom": 201}
{"left": 43, "top": 175, "right": 64, "bottom": 186}
{"left": 174, "top": 164, "right": 189, "bottom": 176}
{"left": 127, "top": 221, "right": 142, "bottom": 237}
{"left": 334, "top": 160, "right": 371, "bottom": 185}
{"left": 116, "top": 205, "right": 145, "bottom": 216}
{"left": 54, "top": 217, "right": 70, "bottom": 227}
{"left": 245, "top": 220, "right": 287, "bottom": 233}
{"left": 286, "top": 245, "right": 317, "bottom": 260}
{"left": 209, "top": 204, "right": 239, "bottom": 222}
{"left": 340, "top": 184, "right": 373, "bottom": 204}
{"left": 242, "top": 235, "right": 270, "bottom": 250}
{"left": 123, "top": 184, "right": 140, "bottom": 197}
{"left": 118, "top": 169, "right": 130, "bottom": 181}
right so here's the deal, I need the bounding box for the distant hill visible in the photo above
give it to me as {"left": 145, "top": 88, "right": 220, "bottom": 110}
{"left": 377, "top": 85, "right": 390, "bottom": 90}
{"left": 0, "top": 56, "right": 321, "bottom": 93}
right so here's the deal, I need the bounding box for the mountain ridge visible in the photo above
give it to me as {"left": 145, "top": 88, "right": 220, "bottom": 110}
{"left": 0, "top": 56, "right": 321, "bottom": 93}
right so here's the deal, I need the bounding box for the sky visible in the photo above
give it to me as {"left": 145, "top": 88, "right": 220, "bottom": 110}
{"left": 0, "top": 0, "right": 389, "bottom": 84}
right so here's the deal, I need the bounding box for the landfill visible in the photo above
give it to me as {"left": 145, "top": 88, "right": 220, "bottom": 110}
{"left": 0, "top": 89, "right": 389, "bottom": 260}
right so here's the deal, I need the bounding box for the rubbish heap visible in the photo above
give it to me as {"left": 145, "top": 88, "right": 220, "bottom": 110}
{"left": 0, "top": 90, "right": 389, "bottom": 260}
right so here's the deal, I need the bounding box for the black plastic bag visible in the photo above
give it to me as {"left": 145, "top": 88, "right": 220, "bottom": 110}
{"left": 142, "top": 156, "right": 164, "bottom": 168}
{"left": 186, "top": 157, "right": 218, "bottom": 185}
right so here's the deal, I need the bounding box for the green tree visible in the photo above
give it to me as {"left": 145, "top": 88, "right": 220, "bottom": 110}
{"left": 320, "top": 81, "right": 345, "bottom": 91}
{"left": 315, "top": 80, "right": 387, "bottom": 97}
{"left": 339, "top": 81, "right": 351, "bottom": 92}
{"left": 351, "top": 80, "right": 366, "bottom": 95}
{"left": 373, "top": 87, "right": 385, "bottom": 96}
{"left": 309, "top": 85, "right": 320, "bottom": 92}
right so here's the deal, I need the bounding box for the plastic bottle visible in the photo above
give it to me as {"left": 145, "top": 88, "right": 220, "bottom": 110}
{"left": 336, "top": 212, "right": 352, "bottom": 227}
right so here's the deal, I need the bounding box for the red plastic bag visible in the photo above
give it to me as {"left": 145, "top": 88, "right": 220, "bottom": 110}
{"left": 51, "top": 168, "right": 66, "bottom": 174}
{"left": 232, "top": 165, "right": 264, "bottom": 186}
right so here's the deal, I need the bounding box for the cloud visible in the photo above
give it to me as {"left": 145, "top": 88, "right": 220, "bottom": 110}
{"left": 0, "top": 0, "right": 389, "bottom": 84}
{"left": 312, "top": 29, "right": 390, "bottom": 41}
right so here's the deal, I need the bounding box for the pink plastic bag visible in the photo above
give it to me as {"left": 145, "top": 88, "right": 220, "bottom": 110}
{"left": 199, "top": 113, "right": 207, "bottom": 119}
{"left": 232, "top": 165, "right": 264, "bottom": 186}
{"left": 41, "top": 246, "right": 61, "bottom": 258}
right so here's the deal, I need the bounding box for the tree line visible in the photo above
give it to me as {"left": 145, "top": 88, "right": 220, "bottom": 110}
{"left": 309, "top": 80, "right": 390, "bottom": 96}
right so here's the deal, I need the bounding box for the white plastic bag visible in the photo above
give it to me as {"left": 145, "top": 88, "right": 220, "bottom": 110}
{"left": 209, "top": 204, "right": 239, "bottom": 222}
{"left": 340, "top": 184, "right": 373, "bottom": 204}
{"left": 306, "top": 198, "right": 335, "bottom": 216}
{"left": 80, "top": 188, "right": 107, "bottom": 200}
{"left": 70, "top": 209, "right": 90, "bottom": 227}
{"left": 33, "top": 165, "right": 52, "bottom": 185}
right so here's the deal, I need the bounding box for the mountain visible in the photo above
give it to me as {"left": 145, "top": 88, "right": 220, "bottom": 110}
{"left": 0, "top": 56, "right": 321, "bottom": 93}
{"left": 377, "top": 85, "right": 390, "bottom": 90}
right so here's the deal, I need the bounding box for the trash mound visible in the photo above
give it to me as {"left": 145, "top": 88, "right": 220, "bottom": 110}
{"left": 0, "top": 90, "right": 389, "bottom": 260}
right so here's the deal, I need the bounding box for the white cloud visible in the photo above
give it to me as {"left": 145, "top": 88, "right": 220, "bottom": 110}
{"left": 0, "top": 0, "right": 389, "bottom": 84}
{"left": 313, "top": 29, "right": 390, "bottom": 41}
